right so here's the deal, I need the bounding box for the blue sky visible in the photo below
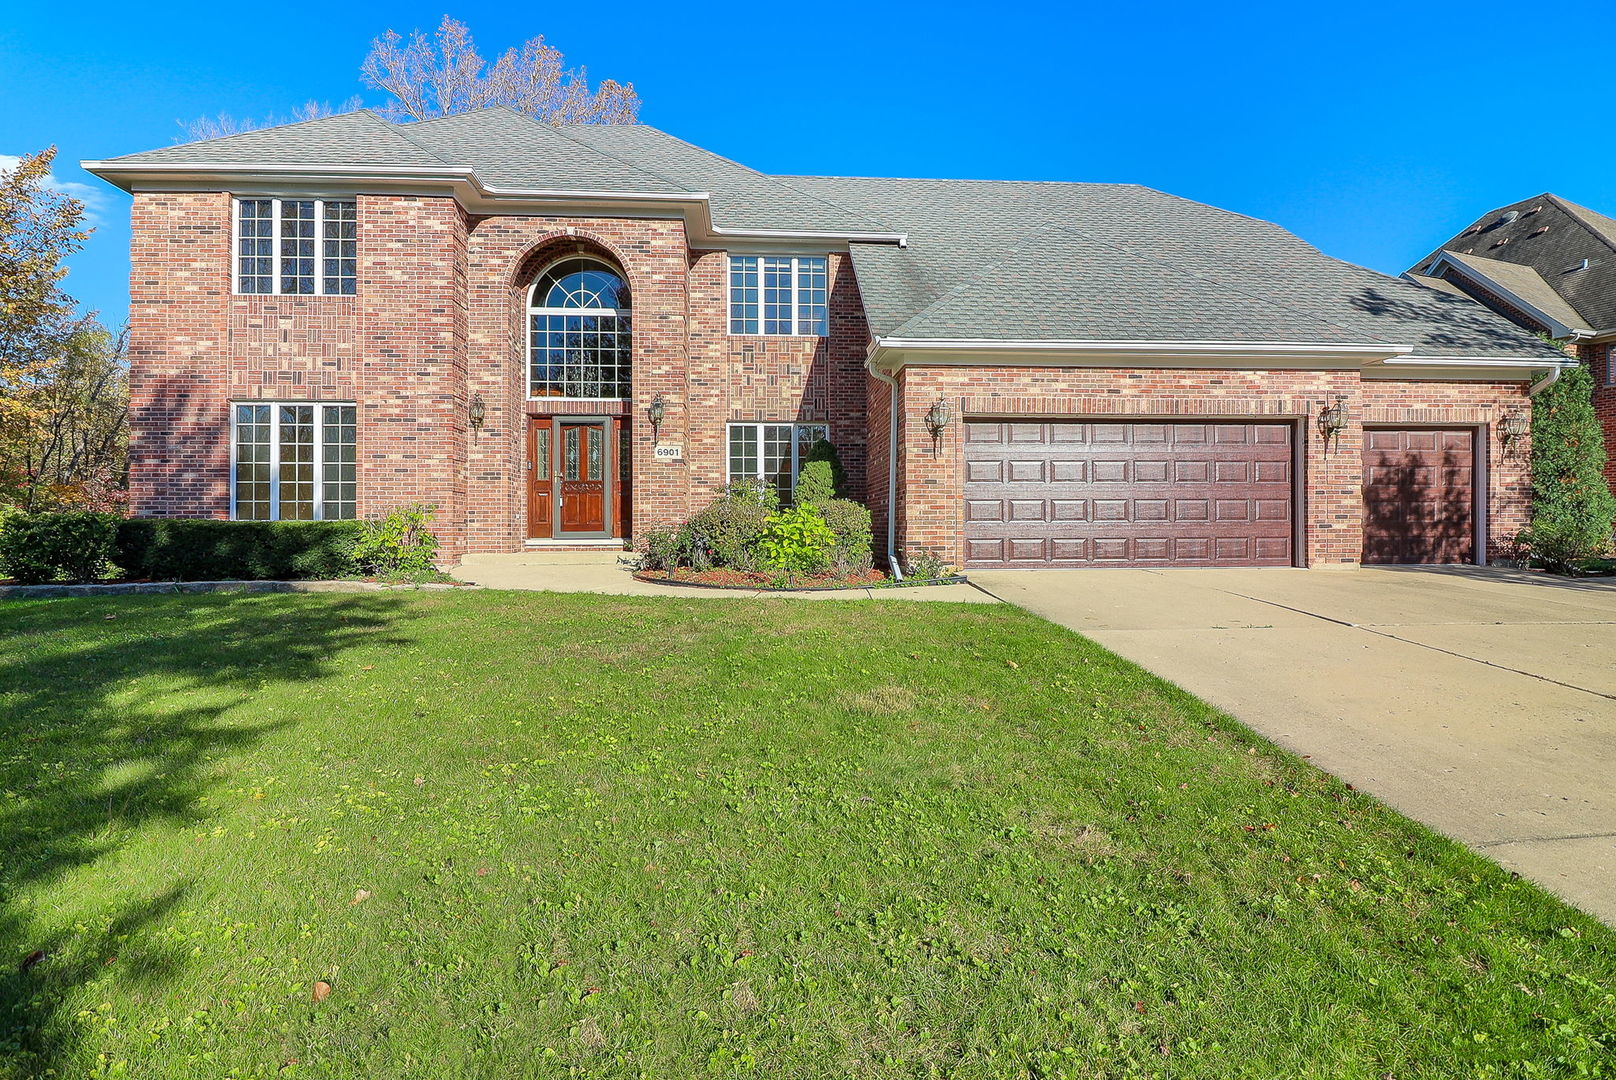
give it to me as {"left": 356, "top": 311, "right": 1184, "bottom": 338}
{"left": 4, "top": 0, "right": 1614, "bottom": 328}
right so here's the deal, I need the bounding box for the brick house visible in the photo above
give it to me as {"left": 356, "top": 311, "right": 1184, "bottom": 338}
{"left": 86, "top": 108, "right": 1570, "bottom": 571}
{"left": 1408, "top": 193, "right": 1616, "bottom": 494}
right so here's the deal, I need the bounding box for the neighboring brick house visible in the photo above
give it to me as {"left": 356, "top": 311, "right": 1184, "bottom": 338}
{"left": 87, "top": 108, "right": 1570, "bottom": 571}
{"left": 1408, "top": 193, "right": 1616, "bottom": 494}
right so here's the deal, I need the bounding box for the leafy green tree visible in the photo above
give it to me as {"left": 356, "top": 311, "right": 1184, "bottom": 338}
{"left": 1527, "top": 363, "right": 1616, "bottom": 573}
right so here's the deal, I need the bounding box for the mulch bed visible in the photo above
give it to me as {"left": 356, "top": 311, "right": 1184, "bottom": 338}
{"left": 634, "top": 567, "right": 890, "bottom": 591}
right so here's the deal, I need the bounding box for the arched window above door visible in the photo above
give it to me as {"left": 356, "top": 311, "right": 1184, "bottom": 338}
{"left": 528, "top": 257, "right": 632, "bottom": 399}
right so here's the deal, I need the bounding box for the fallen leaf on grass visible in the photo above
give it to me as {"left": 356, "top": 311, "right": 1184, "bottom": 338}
{"left": 414, "top": 776, "right": 426, "bottom": 786}
{"left": 1133, "top": 1001, "right": 1147, "bottom": 1014}
{"left": 20, "top": 950, "right": 45, "bottom": 973}
{"left": 351, "top": 889, "right": 371, "bottom": 905}
{"left": 312, "top": 980, "right": 332, "bottom": 1002}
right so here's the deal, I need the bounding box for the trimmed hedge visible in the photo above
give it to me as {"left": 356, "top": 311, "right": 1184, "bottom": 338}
{"left": 0, "top": 511, "right": 122, "bottom": 584}
{"left": 114, "top": 519, "right": 366, "bottom": 581}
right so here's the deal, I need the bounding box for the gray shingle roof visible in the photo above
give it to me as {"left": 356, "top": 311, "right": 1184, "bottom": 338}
{"left": 97, "top": 110, "right": 1565, "bottom": 360}
{"left": 554, "top": 125, "right": 893, "bottom": 234}
{"left": 1435, "top": 250, "right": 1591, "bottom": 333}
{"left": 788, "top": 176, "right": 1564, "bottom": 357}
{"left": 102, "top": 110, "right": 451, "bottom": 168}
{"left": 1412, "top": 193, "right": 1616, "bottom": 331}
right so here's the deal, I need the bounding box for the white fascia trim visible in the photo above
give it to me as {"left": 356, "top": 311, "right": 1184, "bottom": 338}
{"left": 81, "top": 161, "right": 908, "bottom": 246}
{"left": 869, "top": 337, "right": 1413, "bottom": 370}
{"left": 1380, "top": 355, "right": 1579, "bottom": 369}
{"left": 1423, "top": 252, "right": 1590, "bottom": 340}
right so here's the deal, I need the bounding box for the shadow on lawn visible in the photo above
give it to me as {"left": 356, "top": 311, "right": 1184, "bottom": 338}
{"left": 0, "top": 593, "right": 414, "bottom": 1075}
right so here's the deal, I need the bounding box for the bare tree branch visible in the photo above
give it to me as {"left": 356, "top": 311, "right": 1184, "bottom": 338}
{"left": 360, "top": 16, "right": 640, "bottom": 124}
{"left": 176, "top": 97, "right": 365, "bottom": 144}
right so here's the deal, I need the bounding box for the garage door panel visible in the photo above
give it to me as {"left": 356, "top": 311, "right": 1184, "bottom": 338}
{"left": 965, "top": 499, "right": 1004, "bottom": 522}
{"left": 965, "top": 459, "right": 1002, "bottom": 483}
{"left": 964, "top": 419, "right": 1295, "bottom": 568}
{"left": 1006, "top": 459, "right": 1045, "bottom": 482}
{"left": 1362, "top": 427, "right": 1475, "bottom": 564}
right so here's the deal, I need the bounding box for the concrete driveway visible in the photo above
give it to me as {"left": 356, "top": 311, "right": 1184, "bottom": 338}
{"left": 971, "top": 565, "right": 1616, "bottom": 922}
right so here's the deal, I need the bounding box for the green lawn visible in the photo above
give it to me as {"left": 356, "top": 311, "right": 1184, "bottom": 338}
{"left": 1, "top": 592, "right": 1613, "bottom": 1079}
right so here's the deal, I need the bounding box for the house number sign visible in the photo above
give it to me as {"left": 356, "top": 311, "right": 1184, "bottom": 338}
{"left": 653, "top": 444, "right": 684, "bottom": 462}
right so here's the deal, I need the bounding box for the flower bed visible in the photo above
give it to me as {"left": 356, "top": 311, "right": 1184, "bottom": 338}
{"left": 632, "top": 567, "right": 969, "bottom": 592}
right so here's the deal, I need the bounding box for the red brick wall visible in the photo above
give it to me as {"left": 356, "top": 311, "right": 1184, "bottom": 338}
{"left": 127, "top": 191, "right": 472, "bottom": 556}
{"left": 882, "top": 365, "right": 1533, "bottom": 569}
{"left": 128, "top": 193, "right": 873, "bottom": 557}
{"left": 126, "top": 190, "right": 1535, "bottom": 568}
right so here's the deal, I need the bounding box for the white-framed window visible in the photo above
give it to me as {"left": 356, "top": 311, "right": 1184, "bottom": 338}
{"left": 232, "top": 402, "right": 357, "bottom": 520}
{"left": 528, "top": 257, "right": 633, "bottom": 400}
{"left": 728, "top": 255, "right": 828, "bottom": 335}
{"left": 726, "top": 422, "right": 830, "bottom": 500}
{"left": 235, "top": 198, "right": 357, "bottom": 295}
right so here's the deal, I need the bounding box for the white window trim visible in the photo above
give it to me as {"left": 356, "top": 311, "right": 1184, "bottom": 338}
{"left": 229, "top": 401, "right": 356, "bottom": 521}
{"left": 232, "top": 197, "right": 356, "bottom": 296}
{"left": 724, "top": 421, "right": 830, "bottom": 496}
{"left": 526, "top": 256, "right": 632, "bottom": 402}
{"left": 726, "top": 254, "right": 828, "bottom": 337}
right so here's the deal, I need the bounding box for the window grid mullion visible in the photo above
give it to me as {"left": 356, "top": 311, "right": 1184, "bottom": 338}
{"left": 313, "top": 199, "right": 324, "bottom": 296}
{"left": 312, "top": 404, "right": 326, "bottom": 520}
{"left": 267, "top": 406, "right": 281, "bottom": 522}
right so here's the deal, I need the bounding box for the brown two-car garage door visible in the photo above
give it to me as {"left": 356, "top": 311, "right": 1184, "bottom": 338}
{"left": 963, "top": 420, "right": 1295, "bottom": 568}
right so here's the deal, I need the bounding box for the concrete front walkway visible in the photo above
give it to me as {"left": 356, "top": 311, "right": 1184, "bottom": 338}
{"left": 972, "top": 565, "right": 1616, "bottom": 922}
{"left": 451, "top": 550, "right": 997, "bottom": 603}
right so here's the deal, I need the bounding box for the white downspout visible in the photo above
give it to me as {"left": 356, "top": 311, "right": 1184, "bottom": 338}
{"left": 865, "top": 356, "right": 904, "bottom": 581}
{"left": 1529, "top": 365, "right": 1564, "bottom": 397}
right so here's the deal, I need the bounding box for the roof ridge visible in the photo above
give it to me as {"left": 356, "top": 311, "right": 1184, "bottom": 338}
{"left": 778, "top": 173, "right": 1142, "bottom": 188}
{"left": 378, "top": 113, "right": 455, "bottom": 166}
{"left": 629, "top": 128, "right": 897, "bottom": 231}
{"left": 499, "top": 110, "right": 702, "bottom": 194}
{"left": 158, "top": 107, "right": 393, "bottom": 154}
{"left": 1544, "top": 193, "right": 1616, "bottom": 259}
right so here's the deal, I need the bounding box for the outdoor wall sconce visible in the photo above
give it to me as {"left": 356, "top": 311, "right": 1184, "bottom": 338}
{"left": 924, "top": 397, "right": 952, "bottom": 444}
{"left": 648, "top": 393, "right": 666, "bottom": 441}
{"left": 1316, "top": 395, "right": 1348, "bottom": 444}
{"left": 469, "top": 392, "right": 486, "bottom": 433}
{"left": 1499, "top": 410, "right": 1529, "bottom": 447}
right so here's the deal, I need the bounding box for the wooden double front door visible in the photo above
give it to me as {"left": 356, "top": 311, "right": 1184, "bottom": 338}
{"left": 526, "top": 417, "right": 630, "bottom": 539}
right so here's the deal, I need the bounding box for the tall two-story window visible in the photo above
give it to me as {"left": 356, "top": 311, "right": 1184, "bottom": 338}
{"left": 728, "top": 255, "right": 828, "bottom": 335}
{"left": 232, "top": 403, "right": 357, "bottom": 520}
{"left": 235, "top": 198, "right": 357, "bottom": 295}
{"left": 727, "top": 422, "right": 830, "bottom": 501}
{"left": 528, "top": 257, "right": 633, "bottom": 399}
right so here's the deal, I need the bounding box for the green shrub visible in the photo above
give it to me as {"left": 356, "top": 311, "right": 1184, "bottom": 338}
{"left": 904, "top": 545, "right": 955, "bottom": 581}
{"left": 801, "top": 438, "right": 847, "bottom": 499}
{"left": 351, "top": 504, "right": 441, "bottom": 578}
{"left": 686, "top": 477, "right": 778, "bottom": 571}
{"left": 794, "top": 460, "right": 836, "bottom": 508}
{"left": 819, "top": 498, "right": 873, "bottom": 573}
{"left": 758, "top": 504, "right": 835, "bottom": 577}
{"left": 114, "top": 518, "right": 365, "bottom": 581}
{"left": 0, "top": 511, "right": 121, "bottom": 584}
{"left": 1528, "top": 364, "right": 1616, "bottom": 573}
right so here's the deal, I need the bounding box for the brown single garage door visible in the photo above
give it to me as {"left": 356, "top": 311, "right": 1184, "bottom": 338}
{"left": 963, "top": 420, "right": 1295, "bottom": 568}
{"left": 1362, "top": 428, "right": 1476, "bottom": 564}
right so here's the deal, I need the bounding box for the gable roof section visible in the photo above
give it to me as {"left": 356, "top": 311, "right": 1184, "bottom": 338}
{"left": 791, "top": 176, "right": 1564, "bottom": 359}
{"left": 89, "top": 110, "right": 1568, "bottom": 364}
{"left": 1411, "top": 192, "right": 1616, "bottom": 332}
{"left": 1429, "top": 250, "right": 1591, "bottom": 336}
{"left": 101, "top": 110, "right": 453, "bottom": 168}
{"left": 555, "top": 124, "right": 893, "bottom": 235}
{"left": 395, "top": 109, "right": 687, "bottom": 194}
